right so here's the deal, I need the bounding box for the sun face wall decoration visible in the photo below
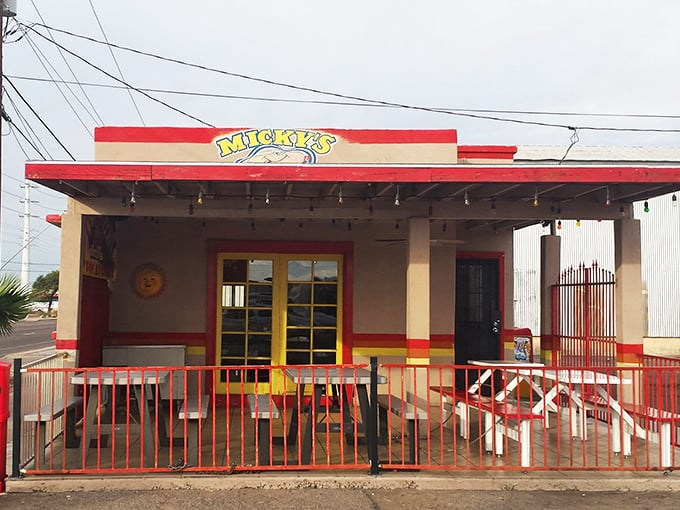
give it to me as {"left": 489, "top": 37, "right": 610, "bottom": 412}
{"left": 131, "top": 263, "right": 165, "bottom": 299}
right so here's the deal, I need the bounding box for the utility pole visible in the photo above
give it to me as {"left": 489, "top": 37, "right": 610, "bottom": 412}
{"left": 20, "top": 181, "right": 31, "bottom": 286}
{"left": 1, "top": 0, "right": 17, "bottom": 268}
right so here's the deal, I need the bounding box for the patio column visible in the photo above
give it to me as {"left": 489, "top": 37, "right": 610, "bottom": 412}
{"left": 55, "top": 203, "right": 84, "bottom": 368}
{"left": 614, "top": 218, "right": 644, "bottom": 366}
{"left": 405, "top": 217, "right": 430, "bottom": 403}
{"left": 540, "top": 234, "right": 560, "bottom": 366}
{"left": 406, "top": 217, "right": 431, "bottom": 365}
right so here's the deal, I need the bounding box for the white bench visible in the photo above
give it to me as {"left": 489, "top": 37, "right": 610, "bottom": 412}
{"left": 377, "top": 394, "right": 428, "bottom": 464}
{"left": 178, "top": 396, "right": 209, "bottom": 466}
{"left": 24, "top": 396, "right": 83, "bottom": 469}
{"left": 246, "top": 394, "right": 280, "bottom": 465}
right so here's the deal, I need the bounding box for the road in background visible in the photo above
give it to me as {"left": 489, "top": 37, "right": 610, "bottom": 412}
{"left": 0, "top": 318, "right": 56, "bottom": 359}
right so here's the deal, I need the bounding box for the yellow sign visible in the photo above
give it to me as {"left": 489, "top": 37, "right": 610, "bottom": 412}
{"left": 215, "top": 129, "right": 337, "bottom": 163}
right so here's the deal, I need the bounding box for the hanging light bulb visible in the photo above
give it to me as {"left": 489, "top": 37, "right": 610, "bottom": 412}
{"left": 197, "top": 190, "right": 204, "bottom": 205}
{"left": 394, "top": 185, "right": 400, "bottom": 206}
{"left": 309, "top": 199, "right": 314, "bottom": 213}
{"left": 395, "top": 219, "right": 400, "bottom": 229}
{"left": 619, "top": 206, "right": 625, "bottom": 217}
{"left": 251, "top": 220, "right": 255, "bottom": 231}
{"left": 338, "top": 184, "right": 344, "bottom": 204}
{"left": 265, "top": 187, "right": 270, "bottom": 205}
{"left": 201, "top": 219, "right": 206, "bottom": 228}
{"left": 368, "top": 198, "right": 374, "bottom": 217}
{"left": 298, "top": 221, "right": 303, "bottom": 229}
{"left": 130, "top": 190, "right": 136, "bottom": 206}
{"left": 347, "top": 220, "right": 352, "bottom": 231}
{"left": 644, "top": 201, "right": 650, "bottom": 213}
{"left": 121, "top": 195, "right": 127, "bottom": 207}
{"left": 248, "top": 198, "right": 253, "bottom": 215}
{"left": 331, "top": 218, "right": 336, "bottom": 228}
{"left": 427, "top": 203, "right": 433, "bottom": 218}
{"left": 532, "top": 187, "right": 539, "bottom": 207}
{"left": 188, "top": 203, "right": 194, "bottom": 215}
{"left": 576, "top": 219, "right": 581, "bottom": 227}
{"left": 673, "top": 194, "right": 678, "bottom": 207}
{"left": 464, "top": 190, "right": 470, "bottom": 206}
{"left": 442, "top": 221, "right": 447, "bottom": 233}
{"left": 557, "top": 220, "right": 562, "bottom": 230}
{"left": 605, "top": 186, "right": 611, "bottom": 206}
{"left": 491, "top": 199, "right": 497, "bottom": 214}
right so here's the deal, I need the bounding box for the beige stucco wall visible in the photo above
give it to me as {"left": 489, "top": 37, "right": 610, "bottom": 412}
{"left": 108, "top": 216, "right": 464, "bottom": 340}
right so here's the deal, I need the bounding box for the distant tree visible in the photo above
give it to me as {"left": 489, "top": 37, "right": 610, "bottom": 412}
{"left": 0, "top": 274, "right": 32, "bottom": 336}
{"left": 32, "top": 270, "right": 60, "bottom": 313}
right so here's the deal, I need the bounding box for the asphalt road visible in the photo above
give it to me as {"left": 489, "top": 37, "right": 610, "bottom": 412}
{"left": 0, "top": 488, "right": 678, "bottom": 509}
{"left": 0, "top": 318, "right": 56, "bottom": 359}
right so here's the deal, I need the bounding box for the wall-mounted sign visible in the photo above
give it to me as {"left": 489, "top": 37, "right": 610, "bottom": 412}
{"left": 83, "top": 216, "right": 116, "bottom": 280}
{"left": 131, "top": 263, "right": 165, "bottom": 300}
{"left": 214, "top": 129, "right": 337, "bottom": 163}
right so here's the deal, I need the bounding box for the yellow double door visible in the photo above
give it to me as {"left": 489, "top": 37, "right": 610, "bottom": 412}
{"left": 215, "top": 253, "right": 342, "bottom": 395}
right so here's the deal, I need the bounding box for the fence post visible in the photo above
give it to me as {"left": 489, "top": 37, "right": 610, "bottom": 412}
{"left": 368, "top": 356, "right": 379, "bottom": 475}
{"left": 11, "top": 358, "right": 21, "bottom": 479}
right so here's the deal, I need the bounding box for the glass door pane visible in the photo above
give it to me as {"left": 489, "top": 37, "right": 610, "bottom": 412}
{"left": 285, "top": 259, "right": 338, "bottom": 365}
{"left": 219, "top": 258, "right": 273, "bottom": 384}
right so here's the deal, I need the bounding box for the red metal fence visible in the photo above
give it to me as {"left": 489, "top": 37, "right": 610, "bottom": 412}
{"left": 552, "top": 263, "right": 616, "bottom": 367}
{"left": 10, "top": 362, "right": 680, "bottom": 476}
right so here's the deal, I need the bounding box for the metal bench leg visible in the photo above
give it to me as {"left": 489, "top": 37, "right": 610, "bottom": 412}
{"left": 257, "top": 418, "right": 271, "bottom": 465}
{"left": 456, "top": 403, "right": 468, "bottom": 439}
{"left": 35, "top": 423, "right": 47, "bottom": 469}
{"left": 519, "top": 420, "right": 531, "bottom": 467}
{"left": 378, "top": 406, "right": 389, "bottom": 445}
{"left": 660, "top": 423, "right": 672, "bottom": 468}
{"left": 493, "top": 418, "right": 504, "bottom": 456}
{"left": 65, "top": 406, "right": 81, "bottom": 448}
{"left": 611, "top": 414, "right": 621, "bottom": 454}
{"left": 187, "top": 420, "right": 199, "bottom": 466}
{"left": 484, "top": 411, "right": 494, "bottom": 453}
{"left": 407, "top": 419, "right": 418, "bottom": 465}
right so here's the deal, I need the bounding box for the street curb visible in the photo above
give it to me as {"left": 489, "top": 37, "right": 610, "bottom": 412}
{"left": 5, "top": 472, "right": 679, "bottom": 493}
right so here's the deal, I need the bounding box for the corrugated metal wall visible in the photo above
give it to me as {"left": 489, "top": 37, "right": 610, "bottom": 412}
{"left": 513, "top": 192, "right": 680, "bottom": 337}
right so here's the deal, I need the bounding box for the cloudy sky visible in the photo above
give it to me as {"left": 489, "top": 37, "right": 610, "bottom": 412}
{"left": 2, "top": 0, "right": 680, "bottom": 282}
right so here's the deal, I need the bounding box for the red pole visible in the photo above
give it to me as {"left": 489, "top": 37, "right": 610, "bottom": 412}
{"left": 0, "top": 361, "right": 11, "bottom": 492}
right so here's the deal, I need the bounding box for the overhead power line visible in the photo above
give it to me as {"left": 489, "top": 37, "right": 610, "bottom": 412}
{"left": 9, "top": 74, "right": 680, "bottom": 122}
{"left": 23, "top": 23, "right": 213, "bottom": 128}
{"left": 20, "top": 21, "right": 680, "bottom": 134}
{"left": 27, "top": 2, "right": 104, "bottom": 124}
{"left": 4, "top": 76, "right": 75, "bottom": 159}
{"left": 87, "top": 0, "right": 144, "bottom": 125}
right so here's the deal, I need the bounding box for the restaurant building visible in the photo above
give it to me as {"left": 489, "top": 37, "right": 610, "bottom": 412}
{"left": 25, "top": 127, "right": 680, "bottom": 398}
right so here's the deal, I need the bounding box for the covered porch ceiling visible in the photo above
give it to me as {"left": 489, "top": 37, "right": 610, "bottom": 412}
{"left": 26, "top": 161, "right": 680, "bottom": 232}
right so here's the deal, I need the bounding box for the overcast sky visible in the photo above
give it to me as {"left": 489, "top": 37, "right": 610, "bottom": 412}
{"left": 2, "top": 1, "right": 680, "bottom": 282}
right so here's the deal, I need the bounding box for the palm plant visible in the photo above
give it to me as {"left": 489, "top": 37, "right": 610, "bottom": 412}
{"left": 0, "top": 274, "right": 32, "bottom": 336}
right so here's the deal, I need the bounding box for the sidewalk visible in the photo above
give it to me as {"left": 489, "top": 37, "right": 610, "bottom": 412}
{"left": 4, "top": 469, "right": 679, "bottom": 493}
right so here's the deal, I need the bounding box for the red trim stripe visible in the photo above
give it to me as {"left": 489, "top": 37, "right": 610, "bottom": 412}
{"left": 458, "top": 145, "right": 517, "bottom": 159}
{"left": 56, "top": 339, "right": 77, "bottom": 350}
{"left": 616, "top": 343, "right": 644, "bottom": 355}
{"left": 353, "top": 334, "right": 453, "bottom": 349}
{"left": 94, "top": 127, "right": 458, "bottom": 145}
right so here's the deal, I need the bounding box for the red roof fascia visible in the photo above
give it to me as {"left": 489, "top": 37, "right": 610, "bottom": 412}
{"left": 458, "top": 145, "right": 517, "bottom": 160}
{"left": 46, "top": 214, "right": 62, "bottom": 227}
{"left": 25, "top": 162, "right": 680, "bottom": 184}
{"left": 94, "top": 127, "right": 458, "bottom": 145}
{"left": 25, "top": 163, "right": 153, "bottom": 181}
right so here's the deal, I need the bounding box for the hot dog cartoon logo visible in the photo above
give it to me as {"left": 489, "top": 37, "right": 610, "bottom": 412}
{"left": 215, "top": 129, "right": 337, "bottom": 163}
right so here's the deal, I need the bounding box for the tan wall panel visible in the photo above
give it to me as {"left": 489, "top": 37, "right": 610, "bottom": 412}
{"left": 95, "top": 141, "right": 458, "bottom": 164}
